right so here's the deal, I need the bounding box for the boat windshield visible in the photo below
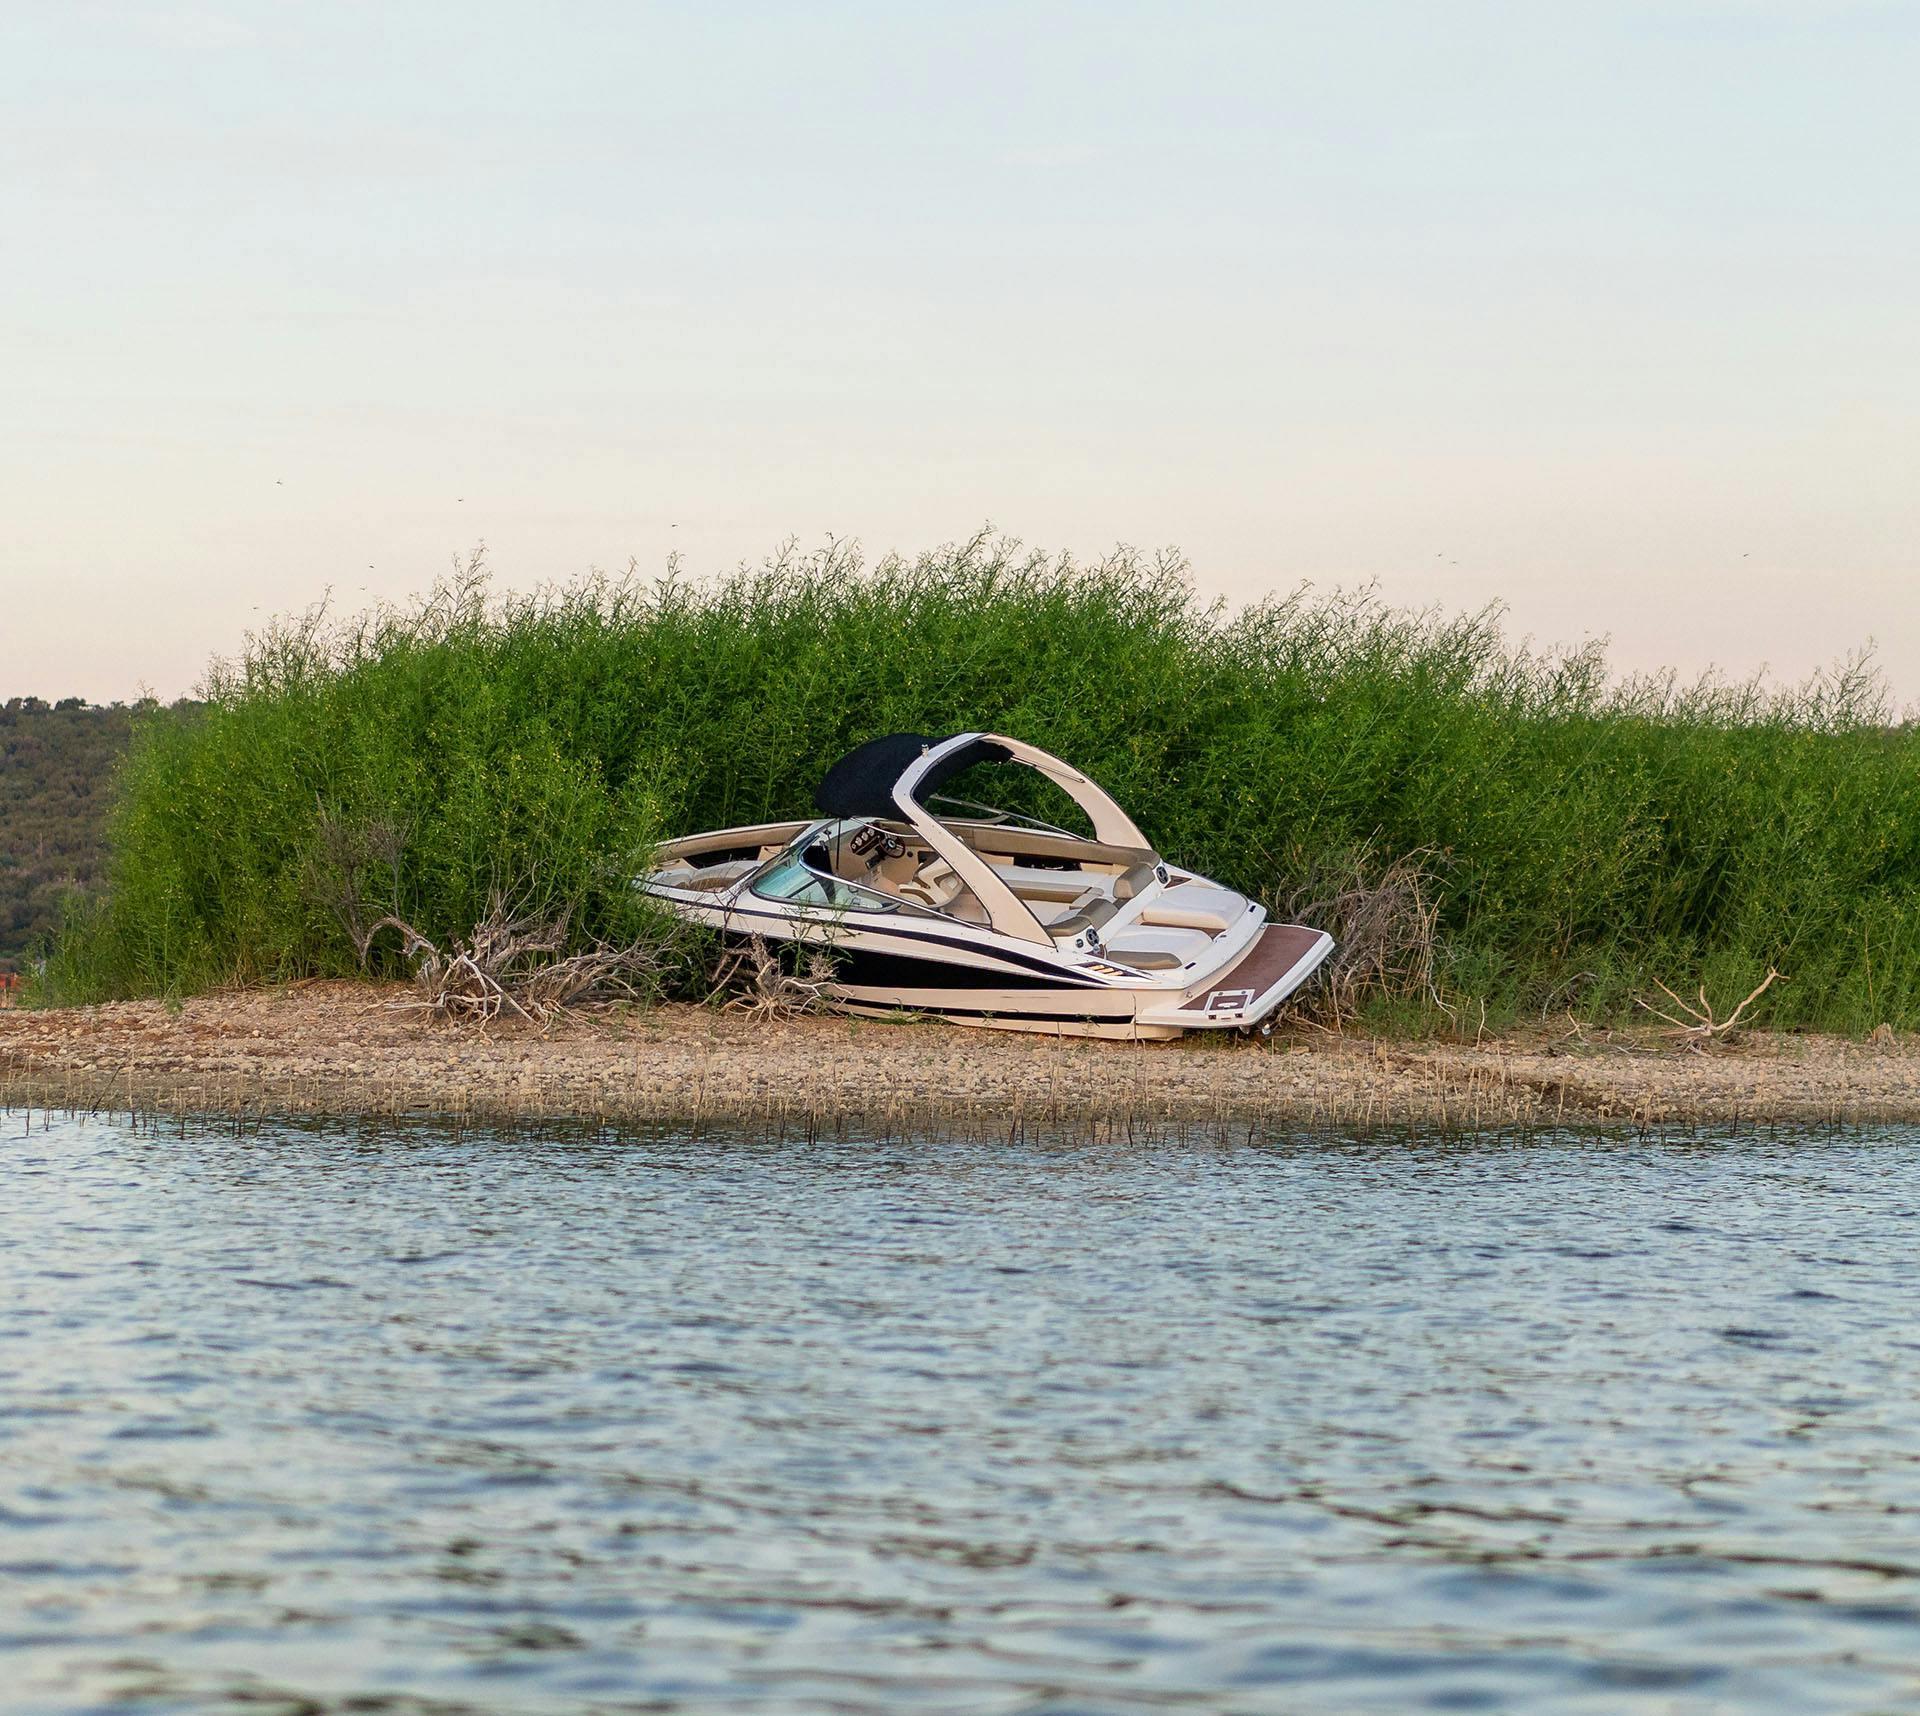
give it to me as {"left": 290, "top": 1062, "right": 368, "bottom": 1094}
{"left": 749, "top": 844, "right": 901, "bottom": 914}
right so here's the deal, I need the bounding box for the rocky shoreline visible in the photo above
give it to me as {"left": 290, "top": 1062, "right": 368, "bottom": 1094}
{"left": 4, "top": 981, "right": 1918, "bottom": 1135}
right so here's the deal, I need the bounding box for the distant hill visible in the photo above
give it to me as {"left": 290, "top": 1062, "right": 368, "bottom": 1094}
{"left": 0, "top": 698, "right": 136, "bottom": 971}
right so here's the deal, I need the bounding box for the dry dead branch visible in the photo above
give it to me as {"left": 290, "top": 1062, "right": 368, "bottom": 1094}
{"left": 365, "top": 892, "right": 681, "bottom": 1025}
{"left": 311, "top": 806, "right": 682, "bottom": 1025}
{"left": 708, "top": 936, "right": 836, "bottom": 1022}
{"left": 1539, "top": 969, "right": 1599, "bottom": 1020}
{"left": 1634, "top": 967, "right": 1781, "bottom": 1049}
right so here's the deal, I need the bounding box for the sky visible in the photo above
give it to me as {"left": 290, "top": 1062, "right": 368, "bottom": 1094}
{"left": 3, "top": 1, "right": 1916, "bottom": 706}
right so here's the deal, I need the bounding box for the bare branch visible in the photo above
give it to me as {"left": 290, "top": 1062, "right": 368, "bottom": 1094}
{"left": 1635, "top": 967, "right": 1782, "bottom": 1049}
{"left": 707, "top": 937, "right": 833, "bottom": 1021}
{"left": 378, "top": 889, "right": 685, "bottom": 1025}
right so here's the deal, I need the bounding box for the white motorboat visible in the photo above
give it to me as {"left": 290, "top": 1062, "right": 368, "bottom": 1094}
{"left": 639, "top": 732, "right": 1333, "bottom": 1038}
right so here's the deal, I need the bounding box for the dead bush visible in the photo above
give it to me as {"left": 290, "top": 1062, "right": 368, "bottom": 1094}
{"left": 1278, "top": 843, "right": 1444, "bottom": 1028}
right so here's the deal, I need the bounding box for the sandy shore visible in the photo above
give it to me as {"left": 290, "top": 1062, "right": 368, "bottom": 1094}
{"left": 3, "top": 981, "right": 1918, "bottom": 1134}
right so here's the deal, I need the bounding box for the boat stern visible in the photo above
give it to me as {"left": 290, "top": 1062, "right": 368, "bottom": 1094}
{"left": 1134, "top": 923, "right": 1335, "bottom": 1032}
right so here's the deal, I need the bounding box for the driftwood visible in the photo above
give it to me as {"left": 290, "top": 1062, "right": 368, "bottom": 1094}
{"left": 1635, "top": 967, "right": 1782, "bottom": 1049}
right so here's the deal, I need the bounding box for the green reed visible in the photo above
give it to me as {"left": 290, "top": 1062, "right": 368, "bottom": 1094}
{"left": 35, "top": 534, "right": 1920, "bottom": 1031}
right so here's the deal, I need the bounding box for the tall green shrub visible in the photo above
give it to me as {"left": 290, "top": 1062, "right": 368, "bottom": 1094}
{"left": 40, "top": 536, "right": 1920, "bottom": 1029}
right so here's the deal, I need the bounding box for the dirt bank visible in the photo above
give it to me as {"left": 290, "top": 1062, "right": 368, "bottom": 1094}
{"left": 4, "top": 982, "right": 1918, "bottom": 1134}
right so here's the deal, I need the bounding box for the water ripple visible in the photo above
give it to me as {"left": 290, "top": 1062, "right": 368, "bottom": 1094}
{"left": 4, "top": 1117, "right": 1920, "bottom": 1713}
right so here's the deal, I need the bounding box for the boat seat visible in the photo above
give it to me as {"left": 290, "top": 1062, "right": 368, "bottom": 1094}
{"left": 1112, "top": 861, "right": 1162, "bottom": 900}
{"left": 1107, "top": 925, "right": 1213, "bottom": 970}
{"left": 868, "top": 851, "right": 922, "bottom": 892}
{"left": 990, "top": 862, "right": 1112, "bottom": 904}
{"left": 898, "top": 862, "right": 991, "bottom": 925}
{"left": 1027, "top": 861, "right": 1166, "bottom": 939}
{"left": 1107, "top": 947, "right": 1183, "bottom": 971}
{"left": 1138, "top": 883, "right": 1241, "bottom": 933}
{"left": 1047, "top": 904, "right": 1111, "bottom": 940}
{"left": 654, "top": 859, "right": 758, "bottom": 893}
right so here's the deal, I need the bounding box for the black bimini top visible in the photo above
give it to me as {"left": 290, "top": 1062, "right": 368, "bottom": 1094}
{"left": 813, "top": 732, "right": 1012, "bottom": 819}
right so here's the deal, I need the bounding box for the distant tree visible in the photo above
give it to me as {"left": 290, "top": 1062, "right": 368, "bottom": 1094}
{"left": 0, "top": 699, "right": 137, "bottom": 970}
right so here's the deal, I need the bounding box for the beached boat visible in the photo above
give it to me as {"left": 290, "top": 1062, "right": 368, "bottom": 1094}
{"left": 638, "top": 732, "right": 1333, "bottom": 1038}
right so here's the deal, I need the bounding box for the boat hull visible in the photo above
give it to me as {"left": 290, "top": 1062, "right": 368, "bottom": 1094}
{"left": 668, "top": 899, "right": 1333, "bottom": 1039}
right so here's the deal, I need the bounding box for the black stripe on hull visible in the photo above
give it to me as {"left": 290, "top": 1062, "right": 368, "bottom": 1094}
{"left": 825, "top": 946, "right": 1109, "bottom": 993}
{"left": 706, "top": 911, "right": 1107, "bottom": 989}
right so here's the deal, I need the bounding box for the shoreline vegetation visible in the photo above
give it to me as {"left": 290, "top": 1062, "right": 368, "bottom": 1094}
{"left": 5, "top": 983, "right": 1920, "bottom": 1133}
{"left": 24, "top": 533, "right": 1920, "bottom": 1041}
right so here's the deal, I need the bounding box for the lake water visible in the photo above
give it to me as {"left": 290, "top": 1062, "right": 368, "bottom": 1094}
{"left": 5, "top": 1115, "right": 1920, "bottom": 1714}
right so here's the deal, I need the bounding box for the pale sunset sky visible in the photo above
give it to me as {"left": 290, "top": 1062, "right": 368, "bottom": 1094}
{"left": 3, "top": 1, "right": 1916, "bottom": 705}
